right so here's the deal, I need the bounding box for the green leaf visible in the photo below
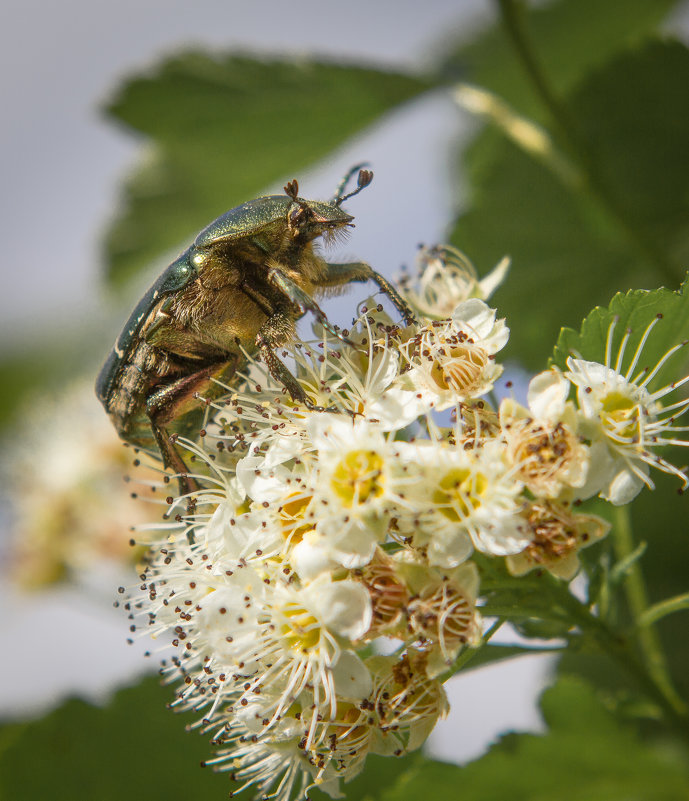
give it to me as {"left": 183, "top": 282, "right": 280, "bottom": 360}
{"left": 551, "top": 277, "right": 689, "bottom": 389}
{"left": 450, "top": 40, "right": 689, "bottom": 366}
{"left": 474, "top": 555, "right": 575, "bottom": 637}
{"left": 0, "top": 677, "right": 226, "bottom": 800}
{"left": 377, "top": 678, "right": 689, "bottom": 801}
{"left": 570, "top": 40, "right": 689, "bottom": 274}
{"left": 440, "top": 0, "right": 678, "bottom": 119}
{"left": 103, "top": 52, "right": 431, "bottom": 287}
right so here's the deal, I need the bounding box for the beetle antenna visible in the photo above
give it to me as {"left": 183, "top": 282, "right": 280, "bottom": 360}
{"left": 284, "top": 179, "right": 299, "bottom": 201}
{"left": 332, "top": 164, "right": 373, "bottom": 206}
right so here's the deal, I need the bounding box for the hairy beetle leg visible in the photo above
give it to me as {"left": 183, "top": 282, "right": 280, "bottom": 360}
{"left": 266, "top": 267, "right": 357, "bottom": 348}
{"left": 145, "top": 361, "right": 238, "bottom": 512}
{"left": 320, "top": 262, "right": 416, "bottom": 325}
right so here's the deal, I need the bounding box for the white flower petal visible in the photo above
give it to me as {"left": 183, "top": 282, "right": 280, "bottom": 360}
{"left": 306, "top": 578, "right": 372, "bottom": 641}
{"left": 527, "top": 369, "right": 571, "bottom": 421}
{"left": 477, "top": 256, "right": 511, "bottom": 299}
{"left": 331, "top": 651, "right": 373, "bottom": 701}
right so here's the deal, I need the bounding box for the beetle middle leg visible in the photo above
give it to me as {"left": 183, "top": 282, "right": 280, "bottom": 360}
{"left": 254, "top": 309, "right": 323, "bottom": 409}
{"left": 318, "top": 261, "right": 415, "bottom": 324}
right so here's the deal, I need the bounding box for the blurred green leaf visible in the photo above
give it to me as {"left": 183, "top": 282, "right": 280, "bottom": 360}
{"left": 450, "top": 40, "right": 689, "bottom": 366}
{"left": 440, "top": 0, "right": 678, "bottom": 119}
{"left": 0, "top": 337, "right": 105, "bottom": 429}
{"left": 376, "top": 678, "right": 689, "bottom": 801}
{"left": 569, "top": 39, "right": 689, "bottom": 272}
{"left": 103, "top": 52, "right": 431, "bottom": 287}
{"left": 0, "top": 677, "right": 225, "bottom": 800}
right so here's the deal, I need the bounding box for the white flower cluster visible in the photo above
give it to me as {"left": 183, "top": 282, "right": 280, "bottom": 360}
{"left": 4, "top": 382, "right": 161, "bottom": 590}
{"left": 127, "top": 250, "right": 689, "bottom": 801}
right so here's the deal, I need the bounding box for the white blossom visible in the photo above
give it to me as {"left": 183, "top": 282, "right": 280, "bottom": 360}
{"left": 567, "top": 315, "right": 689, "bottom": 504}
{"left": 400, "top": 299, "right": 509, "bottom": 409}
{"left": 500, "top": 368, "right": 590, "bottom": 499}
{"left": 398, "top": 244, "right": 510, "bottom": 319}
{"left": 123, "top": 273, "right": 689, "bottom": 801}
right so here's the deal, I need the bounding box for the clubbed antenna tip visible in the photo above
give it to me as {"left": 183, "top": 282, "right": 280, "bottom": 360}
{"left": 284, "top": 179, "right": 299, "bottom": 200}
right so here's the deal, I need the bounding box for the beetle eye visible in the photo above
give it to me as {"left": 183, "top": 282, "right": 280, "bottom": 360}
{"left": 288, "top": 204, "right": 313, "bottom": 229}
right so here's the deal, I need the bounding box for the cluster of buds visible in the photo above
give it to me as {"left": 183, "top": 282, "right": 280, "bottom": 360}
{"left": 125, "top": 246, "right": 689, "bottom": 801}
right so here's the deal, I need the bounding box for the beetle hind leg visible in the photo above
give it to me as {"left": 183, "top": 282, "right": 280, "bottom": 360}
{"left": 146, "top": 360, "right": 237, "bottom": 509}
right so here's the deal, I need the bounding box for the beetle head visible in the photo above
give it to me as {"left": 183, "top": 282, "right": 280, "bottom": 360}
{"left": 283, "top": 178, "right": 354, "bottom": 245}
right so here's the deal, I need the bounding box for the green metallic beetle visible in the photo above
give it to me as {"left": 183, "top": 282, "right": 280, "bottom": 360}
{"left": 96, "top": 167, "right": 413, "bottom": 495}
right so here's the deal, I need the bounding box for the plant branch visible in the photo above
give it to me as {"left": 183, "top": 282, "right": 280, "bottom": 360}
{"left": 611, "top": 505, "right": 685, "bottom": 715}
{"left": 542, "top": 573, "right": 688, "bottom": 740}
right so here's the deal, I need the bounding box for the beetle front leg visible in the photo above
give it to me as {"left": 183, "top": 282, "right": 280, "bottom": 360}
{"left": 266, "top": 267, "right": 355, "bottom": 347}
{"left": 318, "top": 261, "right": 415, "bottom": 324}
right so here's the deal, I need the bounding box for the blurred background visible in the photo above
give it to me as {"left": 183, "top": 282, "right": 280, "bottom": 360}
{"left": 2, "top": 0, "right": 689, "bottom": 781}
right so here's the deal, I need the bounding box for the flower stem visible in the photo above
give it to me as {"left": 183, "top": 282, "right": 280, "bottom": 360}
{"left": 611, "top": 505, "right": 686, "bottom": 715}
{"left": 638, "top": 592, "right": 689, "bottom": 627}
{"left": 543, "top": 574, "right": 689, "bottom": 742}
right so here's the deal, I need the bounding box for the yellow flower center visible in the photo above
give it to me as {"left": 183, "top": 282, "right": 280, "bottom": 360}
{"left": 331, "top": 450, "right": 385, "bottom": 508}
{"left": 433, "top": 467, "right": 488, "bottom": 521}
{"left": 280, "top": 605, "right": 321, "bottom": 653}
{"left": 430, "top": 343, "right": 489, "bottom": 396}
{"left": 279, "top": 493, "right": 313, "bottom": 543}
{"left": 600, "top": 390, "right": 640, "bottom": 441}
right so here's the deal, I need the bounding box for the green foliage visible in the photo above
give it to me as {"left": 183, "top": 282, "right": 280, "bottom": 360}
{"left": 439, "top": 0, "right": 678, "bottom": 118}
{"left": 451, "top": 39, "right": 689, "bottom": 366}
{"left": 559, "top": 469, "right": 689, "bottom": 709}
{"left": 450, "top": 131, "right": 633, "bottom": 365}
{"left": 551, "top": 277, "right": 689, "bottom": 389}
{"left": 332, "top": 678, "right": 689, "bottom": 801}
{"left": 0, "top": 677, "right": 226, "bottom": 801}
{"left": 449, "top": 643, "right": 562, "bottom": 676}
{"left": 103, "top": 53, "right": 430, "bottom": 287}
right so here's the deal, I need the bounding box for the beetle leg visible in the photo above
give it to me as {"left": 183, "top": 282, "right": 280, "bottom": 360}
{"left": 146, "top": 361, "right": 235, "bottom": 501}
{"left": 318, "top": 262, "right": 415, "bottom": 324}
{"left": 254, "top": 310, "right": 324, "bottom": 409}
{"left": 266, "top": 267, "right": 356, "bottom": 347}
